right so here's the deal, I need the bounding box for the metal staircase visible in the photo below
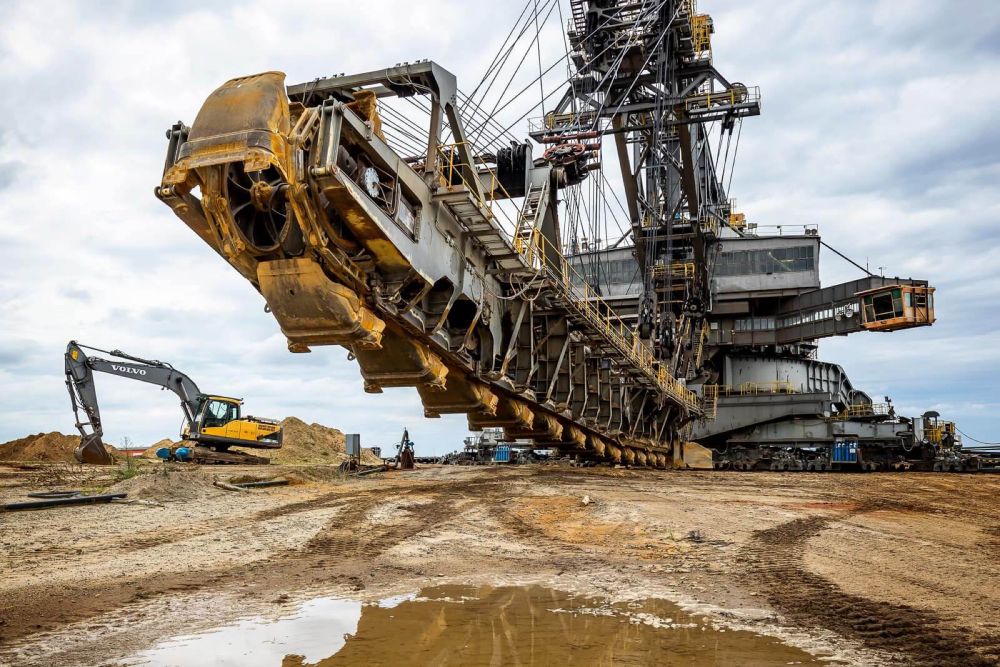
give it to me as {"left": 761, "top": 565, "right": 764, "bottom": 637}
{"left": 514, "top": 179, "right": 549, "bottom": 251}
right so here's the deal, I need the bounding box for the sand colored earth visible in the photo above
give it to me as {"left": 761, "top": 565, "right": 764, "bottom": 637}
{"left": 1, "top": 465, "right": 998, "bottom": 666}
{"left": 2, "top": 418, "right": 382, "bottom": 466}
{"left": 271, "top": 417, "right": 382, "bottom": 465}
{"left": 0, "top": 432, "right": 118, "bottom": 463}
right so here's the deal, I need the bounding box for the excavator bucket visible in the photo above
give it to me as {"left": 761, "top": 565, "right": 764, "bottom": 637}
{"left": 75, "top": 434, "right": 114, "bottom": 466}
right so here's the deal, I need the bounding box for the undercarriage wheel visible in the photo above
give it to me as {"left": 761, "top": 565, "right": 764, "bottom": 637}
{"left": 933, "top": 462, "right": 942, "bottom": 472}
{"left": 225, "top": 162, "right": 297, "bottom": 254}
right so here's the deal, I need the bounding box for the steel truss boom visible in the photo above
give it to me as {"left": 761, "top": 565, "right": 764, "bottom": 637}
{"left": 154, "top": 5, "right": 760, "bottom": 466}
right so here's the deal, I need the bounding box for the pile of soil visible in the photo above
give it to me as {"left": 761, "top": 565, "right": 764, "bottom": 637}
{"left": 107, "top": 469, "right": 219, "bottom": 501}
{"left": 271, "top": 417, "right": 382, "bottom": 465}
{"left": 0, "top": 432, "right": 118, "bottom": 463}
{"left": 141, "top": 439, "right": 177, "bottom": 459}
{"left": 1, "top": 418, "right": 379, "bottom": 467}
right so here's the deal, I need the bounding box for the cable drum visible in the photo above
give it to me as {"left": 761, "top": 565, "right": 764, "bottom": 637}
{"left": 496, "top": 142, "right": 531, "bottom": 197}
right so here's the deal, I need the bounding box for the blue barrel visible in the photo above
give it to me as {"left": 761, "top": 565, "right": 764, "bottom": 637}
{"left": 832, "top": 441, "right": 858, "bottom": 463}
{"left": 155, "top": 447, "right": 171, "bottom": 460}
{"left": 495, "top": 444, "right": 511, "bottom": 463}
{"left": 174, "top": 446, "right": 192, "bottom": 462}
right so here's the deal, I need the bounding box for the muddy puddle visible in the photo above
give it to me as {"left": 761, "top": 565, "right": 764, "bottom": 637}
{"left": 124, "top": 584, "right": 824, "bottom": 666}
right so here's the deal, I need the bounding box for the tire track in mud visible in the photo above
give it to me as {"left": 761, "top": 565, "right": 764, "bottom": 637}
{"left": 282, "top": 476, "right": 514, "bottom": 569}
{"left": 742, "top": 505, "right": 1000, "bottom": 666}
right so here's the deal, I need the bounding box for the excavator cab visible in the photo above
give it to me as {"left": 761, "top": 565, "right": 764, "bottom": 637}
{"left": 192, "top": 395, "right": 282, "bottom": 449}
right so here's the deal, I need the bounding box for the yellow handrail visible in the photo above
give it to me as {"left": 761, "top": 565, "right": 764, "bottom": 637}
{"left": 517, "top": 228, "right": 701, "bottom": 413}
{"left": 435, "top": 143, "right": 701, "bottom": 414}
{"left": 703, "top": 381, "right": 797, "bottom": 397}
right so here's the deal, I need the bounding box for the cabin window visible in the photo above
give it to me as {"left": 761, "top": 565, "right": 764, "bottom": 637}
{"left": 203, "top": 400, "right": 238, "bottom": 428}
{"left": 862, "top": 288, "right": 904, "bottom": 323}
{"left": 715, "top": 245, "right": 815, "bottom": 276}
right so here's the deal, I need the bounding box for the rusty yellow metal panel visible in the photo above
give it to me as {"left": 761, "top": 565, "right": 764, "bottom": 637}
{"left": 680, "top": 442, "right": 714, "bottom": 469}
{"left": 257, "top": 258, "right": 385, "bottom": 351}
{"left": 418, "top": 374, "right": 498, "bottom": 418}
{"left": 166, "top": 71, "right": 291, "bottom": 181}
{"left": 469, "top": 397, "right": 533, "bottom": 432}
{"left": 562, "top": 424, "right": 587, "bottom": 449}
{"left": 354, "top": 328, "right": 448, "bottom": 393}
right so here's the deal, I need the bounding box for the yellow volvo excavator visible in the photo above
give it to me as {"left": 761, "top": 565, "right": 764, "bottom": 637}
{"left": 64, "top": 341, "right": 282, "bottom": 465}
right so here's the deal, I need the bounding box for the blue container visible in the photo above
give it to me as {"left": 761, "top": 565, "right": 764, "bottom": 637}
{"left": 174, "top": 446, "right": 192, "bottom": 462}
{"left": 155, "top": 447, "right": 171, "bottom": 460}
{"left": 495, "top": 444, "right": 511, "bottom": 463}
{"left": 832, "top": 441, "right": 858, "bottom": 463}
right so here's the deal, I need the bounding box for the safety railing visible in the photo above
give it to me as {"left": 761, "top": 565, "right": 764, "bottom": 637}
{"left": 924, "top": 422, "right": 955, "bottom": 446}
{"left": 703, "top": 381, "right": 797, "bottom": 398}
{"left": 651, "top": 261, "right": 695, "bottom": 280}
{"left": 742, "top": 224, "right": 819, "bottom": 237}
{"left": 435, "top": 142, "right": 521, "bottom": 232}
{"left": 515, "top": 227, "right": 701, "bottom": 413}
{"left": 691, "top": 14, "right": 712, "bottom": 54}
{"left": 699, "top": 216, "right": 720, "bottom": 236}
{"left": 685, "top": 84, "right": 760, "bottom": 113}
{"left": 701, "top": 383, "right": 719, "bottom": 419}
{"left": 528, "top": 110, "right": 597, "bottom": 134}
{"left": 693, "top": 320, "right": 710, "bottom": 369}
{"left": 835, "top": 403, "right": 891, "bottom": 420}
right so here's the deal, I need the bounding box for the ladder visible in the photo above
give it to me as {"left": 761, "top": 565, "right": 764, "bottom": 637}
{"left": 514, "top": 179, "right": 549, "bottom": 253}
{"left": 569, "top": 0, "right": 588, "bottom": 41}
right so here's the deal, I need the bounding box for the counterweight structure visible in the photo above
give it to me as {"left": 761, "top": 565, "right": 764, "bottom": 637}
{"left": 155, "top": 1, "right": 946, "bottom": 469}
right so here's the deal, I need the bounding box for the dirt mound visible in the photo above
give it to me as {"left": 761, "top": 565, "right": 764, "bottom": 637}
{"left": 107, "top": 469, "right": 219, "bottom": 501}
{"left": 141, "top": 438, "right": 177, "bottom": 459}
{"left": 271, "top": 417, "right": 347, "bottom": 464}
{"left": 271, "top": 417, "right": 381, "bottom": 465}
{"left": 0, "top": 432, "right": 118, "bottom": 463}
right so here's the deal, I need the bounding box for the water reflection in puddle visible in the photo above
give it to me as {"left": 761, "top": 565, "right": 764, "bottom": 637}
{"left": 126, "top": 585, "right": 823, "bottom": 666}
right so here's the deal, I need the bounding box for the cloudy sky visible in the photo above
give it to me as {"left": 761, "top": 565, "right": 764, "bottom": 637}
{"left": 0, "top": 0, "right": 997, "bottom": 454}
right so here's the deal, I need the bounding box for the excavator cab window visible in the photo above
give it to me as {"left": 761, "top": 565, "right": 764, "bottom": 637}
{"left": 203, "top": 399, "right": 238, "bottom": 428}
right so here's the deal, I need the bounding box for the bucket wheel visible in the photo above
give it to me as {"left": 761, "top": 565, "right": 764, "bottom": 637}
{"left": 224, "top": 162, "right": 298, "bottom": 255}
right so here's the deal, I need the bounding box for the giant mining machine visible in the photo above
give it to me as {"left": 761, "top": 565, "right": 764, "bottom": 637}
{"left": 153, "top": 1, "right": 959, "bottom": 470}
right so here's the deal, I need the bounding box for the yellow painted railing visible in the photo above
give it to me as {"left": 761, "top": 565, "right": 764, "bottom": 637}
{"left": 702, "top": 383, "right": 719, "bottom": 419}
{"left": 652, "top": 261, "right": 695, "bottom": 279}
{"left": 691, "top": 14, "right": 712, "bottom": 54}
{"left": 835, "top": 403, "right": 891, "bottom": 420}
{"left": 704, "top": 381, "right": 797, "bottom": 398}
{"left": 515, "top": 227, "right": 700, "bottom": 413}
{"left": 694, "top": 320, "right": 710, "bottom": 368}
{"left": 435, "top": 142, "right": 515, "bottom": 226}
{"left": 685, "top": 84, "right": 759, "bottom": 113}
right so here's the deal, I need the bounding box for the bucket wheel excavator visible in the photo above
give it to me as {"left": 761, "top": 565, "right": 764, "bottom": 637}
{"left": 64, "top": 341, "right": 283, "bottom": 465}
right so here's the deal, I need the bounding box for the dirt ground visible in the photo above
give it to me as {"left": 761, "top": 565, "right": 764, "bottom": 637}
{"left": 1, "top": 463, "right": 998, "bottom": 666}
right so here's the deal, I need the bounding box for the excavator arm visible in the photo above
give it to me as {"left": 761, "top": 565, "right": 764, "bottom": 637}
{"left": 64, "top": 341, "right": 206, "bottom": 464}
